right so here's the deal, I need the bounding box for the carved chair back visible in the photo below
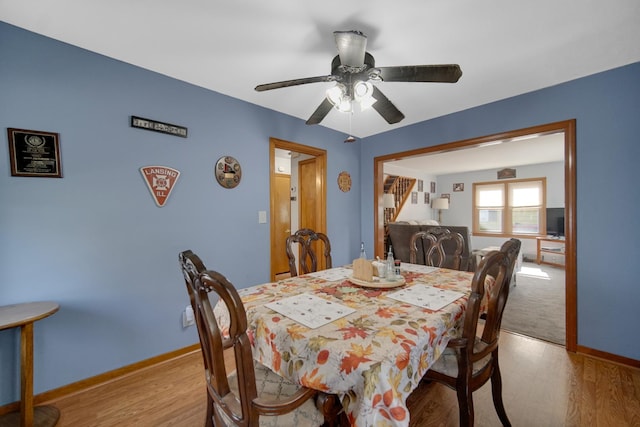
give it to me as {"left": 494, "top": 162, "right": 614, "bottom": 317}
{"left": 285, "top": 228, "right": 332, "bottom": 276}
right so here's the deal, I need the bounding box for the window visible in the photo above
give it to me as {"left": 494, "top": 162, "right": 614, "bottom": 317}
{"left": 473, "top": 178, "right": 546, "bottom": 236}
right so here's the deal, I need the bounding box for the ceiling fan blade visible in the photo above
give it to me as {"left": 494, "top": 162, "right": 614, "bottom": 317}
{"left": 305, "top": 98, "right": 333, "bottom": 125}
{"left": 255, "top": 75, "right": 336, "bottom": 92}
{"left": 371, "top": 86, "right": 405, "bottom": 124}
{"left": 377, "top": 64, "right": 462, "bottom": 83}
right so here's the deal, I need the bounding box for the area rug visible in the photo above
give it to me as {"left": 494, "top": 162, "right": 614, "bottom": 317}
{"left": 501, "top": 263, "right": 565, "bottom": 345}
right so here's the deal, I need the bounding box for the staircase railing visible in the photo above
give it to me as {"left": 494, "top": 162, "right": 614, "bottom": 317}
{"left": 383, "top": 175, "right": 416, "bottom": 223}
{"left": 383, "top": 175, "right": 417, "bottom": 253}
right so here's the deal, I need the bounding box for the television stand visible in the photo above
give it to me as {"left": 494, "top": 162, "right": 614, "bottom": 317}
{"left": 536, "top": 237, "right": 565, "bottom": 268}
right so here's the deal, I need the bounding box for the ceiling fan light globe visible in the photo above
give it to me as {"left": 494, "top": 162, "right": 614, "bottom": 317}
{"left": 326, "top": 84, "right": 346, "bottom": 106}
{"left": 353, "top": 81, "right": 373, "bottom": 98}
{"left": 359, "top": 96, "right": 377, "bottom": 111}
{"left": 334, "top": 30, "right": 367, "bottom": 68}
{"left": 336, "top": 98, "right": 353, "bottom": 112}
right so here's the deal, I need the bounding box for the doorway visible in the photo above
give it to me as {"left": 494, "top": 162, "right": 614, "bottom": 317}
{"left": 269, "top": 137, "right": 327, "bottom": 281}
{"left": 373, "top": 120, "right": 577, "bottom": 351}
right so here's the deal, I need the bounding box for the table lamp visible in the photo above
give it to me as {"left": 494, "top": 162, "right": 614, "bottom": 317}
{"left": 431, "top": 197, "right": 449, "bottom": 224}
{"left": 382, "top": 193, "right": 395, "bottom": 209}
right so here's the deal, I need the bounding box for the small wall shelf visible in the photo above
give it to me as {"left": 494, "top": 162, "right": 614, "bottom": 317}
{"left": 536, "top": 237, "right": 565, "bottom": 268}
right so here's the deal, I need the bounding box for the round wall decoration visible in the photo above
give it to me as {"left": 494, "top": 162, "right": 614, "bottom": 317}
{"left": 215, "top": 156, "right": 242, "bottom": 189}
{"left": 337, "top": 171, "right": 352, "bottom": 192}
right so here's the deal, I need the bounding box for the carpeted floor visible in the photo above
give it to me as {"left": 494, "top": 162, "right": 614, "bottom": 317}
{"left": 501, "top": 262, "right": 565, "bottom": 345}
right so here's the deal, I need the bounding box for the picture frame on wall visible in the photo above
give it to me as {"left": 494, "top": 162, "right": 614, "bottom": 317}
{"left": 417, "top": 179, "right": 423, "bottom": 192}
{"left": 411, "top": 192, "right": 418, "bottom": 204}
{"left": 497, "top": 168, "right": 516, "bottom": 179}
{"left": 453, "top": 183, "right": 464, "bottom": 192}
{"left": 7, "top": 128, "right": 63, "bottom": 178}
{"left": 424, "top": 192, "right": 430, "bottom": 204}
{"left": 430, "top": 181, "right": 436, "bottom": 193}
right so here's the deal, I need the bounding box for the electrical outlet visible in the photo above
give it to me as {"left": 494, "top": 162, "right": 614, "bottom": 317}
{"left": 182, "top": 305, "right": 195, "bottom": 327}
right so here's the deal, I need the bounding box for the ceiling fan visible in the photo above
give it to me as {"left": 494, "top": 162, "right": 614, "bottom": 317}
{"left": 255, "top": 30, "right": 462, "bottom": 126}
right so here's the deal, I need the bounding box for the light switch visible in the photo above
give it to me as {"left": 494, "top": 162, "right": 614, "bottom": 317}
{"left": 258, "top": 210, "right": 267, "bottom": 223}
{"left": 182, "top": 305, "right": 195, "bottom": 328}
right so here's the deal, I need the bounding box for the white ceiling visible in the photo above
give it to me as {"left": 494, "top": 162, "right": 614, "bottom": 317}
{"left": 1, "top": 1, "right": 639, "bottom": 139}
{"left": 386, "top": 132, "right": 565, "bottom": 175}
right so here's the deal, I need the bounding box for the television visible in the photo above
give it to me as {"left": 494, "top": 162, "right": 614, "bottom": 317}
{"left": 546, "top": 207, "right": 565, "bottom": 237}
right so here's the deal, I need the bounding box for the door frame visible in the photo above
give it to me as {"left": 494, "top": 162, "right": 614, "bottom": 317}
{"left": 269, "top": 137, "right": 327, "bottom": 281}
{"left": 373, "top": 119, "right": 577, "bottom": 352}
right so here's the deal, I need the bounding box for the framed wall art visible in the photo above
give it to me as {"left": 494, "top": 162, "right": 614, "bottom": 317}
{"left": 424, "top": 192, "right": 430, "bottom": 204}
{"left": 453, "top": 183, "right": 464, "bottom": 192}
{"left": 430, "top": 181, "right": 436, "bottom": 193}
{"left": 411, "top": 192, "right": 418, "bottom": 204}
{"left": 497, "top": 168, "right": 516, "bottom": 179}
{"left": 7, "top": 128, "right": 62, "bottom": 177}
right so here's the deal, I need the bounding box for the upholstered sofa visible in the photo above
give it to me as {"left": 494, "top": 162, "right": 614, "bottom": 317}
{"left": 387, "top": 222, "right": 474, "bottom": 271}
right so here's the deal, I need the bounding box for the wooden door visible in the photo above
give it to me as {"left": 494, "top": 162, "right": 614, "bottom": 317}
{"left": 269, "top": 137, "right": 326, "bottom": 281}
{"left": 272, "top": 174, "right": 291, "bottom": 276}
{"left": 299, "top": 157, "right": 325, "bottom": 271}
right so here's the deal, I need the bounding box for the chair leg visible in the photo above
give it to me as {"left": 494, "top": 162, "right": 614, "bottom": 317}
{"left": 205, "top": 396, "right": 214, "bottom": 427}
{"left": 316, "top": 392, "right": 345, "bottom": 427}
{"left": 456, "top": 383, "right": 474, "bottom": 427}
{"left": 490, "top": 357, "right": 511, "bottom": 427}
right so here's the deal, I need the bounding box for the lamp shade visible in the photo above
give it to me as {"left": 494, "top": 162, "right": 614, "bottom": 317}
{"left": 382, "top": 193, "right": 395, "bottom": 208}
{"left": 432, "top": 198, "right": 449, "bottom": 210}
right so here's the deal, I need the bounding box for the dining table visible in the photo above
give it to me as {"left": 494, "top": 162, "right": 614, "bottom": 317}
{"left": 214, "top": 263, "right": 488, "bottom": 427}
{"left": 0, "top": 301, "right": 60, "bottom": 427}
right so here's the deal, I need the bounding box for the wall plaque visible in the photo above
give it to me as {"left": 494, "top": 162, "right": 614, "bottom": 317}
{"left": 337, "top": 171, "right": 351, "bottom": 192}
{"left": 215, "top": 156, "right": 242, "bottom": 189}
{"left": 131, "top": 116, "right": 188, "bottom": 138}
{"left": 7, "top": 128, "right": 62, "bottom": 177}
{"left": 140, "top": 166, "right": 180, "bottom": 207}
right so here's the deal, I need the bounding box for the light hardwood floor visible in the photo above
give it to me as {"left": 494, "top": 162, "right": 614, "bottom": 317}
{"left": 44, "top": 331, "right": 640, "bottom": 426}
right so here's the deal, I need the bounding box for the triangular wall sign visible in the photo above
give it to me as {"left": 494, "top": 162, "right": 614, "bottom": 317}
{"left": 140, "top": 166, "right": 180, "bottom": 207}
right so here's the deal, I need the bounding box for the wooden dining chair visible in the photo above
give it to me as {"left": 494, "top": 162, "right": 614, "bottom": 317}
{"left": 409, "top": 231, "right": 436, "bottom": 264}
{"left": 410, "top": 229, "right": 464, "bottom": 270}
{"left": 285, "top": 228, "right": 332, "bottom": 277}
{"left": 420, "top": 245, "right": 517, "bottom": 427}
{"left": 426, "top": 231, "right": 465, "bottom": 270}
{"left": 179, "top": 250, "right": 218, "bottom": 425}
{"left": 180, "top": 253, "right": 325, "bottom": 426}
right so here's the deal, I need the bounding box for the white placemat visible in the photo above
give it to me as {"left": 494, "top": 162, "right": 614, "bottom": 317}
{"left": 400, "top": 263, "right": 439, "bottom": 274}
{"left": 305, "top": 267, "right": 352, "bottom": 281}
{"left": 265, "top": 293, "right": 356, "bottom": 329}
{"left": 387, "top": 284, "right": 464, "bottom": 311}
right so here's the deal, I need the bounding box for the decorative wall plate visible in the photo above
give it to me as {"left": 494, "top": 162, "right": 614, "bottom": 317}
{"left": 215, "top": 156, "right": 241, "bottom": 188}
{"left": 337, "top": 171, "right": 351, "bottom": 192}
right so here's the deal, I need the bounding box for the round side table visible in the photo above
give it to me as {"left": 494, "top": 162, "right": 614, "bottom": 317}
{"left": 0, "top": 302, "right": 60, "bottom": 427}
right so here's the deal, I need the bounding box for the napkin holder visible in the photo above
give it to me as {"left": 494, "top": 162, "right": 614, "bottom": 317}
{"left": 352, "top": 258, "right": 374, "bottom": 282}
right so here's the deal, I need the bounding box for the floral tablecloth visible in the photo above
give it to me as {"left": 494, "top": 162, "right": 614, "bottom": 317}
{"left": 214, "top": 265, "right": 479, "bottom": 427}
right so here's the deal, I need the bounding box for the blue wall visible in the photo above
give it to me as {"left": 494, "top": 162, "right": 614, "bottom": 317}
{"left": 360, "top": 62, "right": 640, "bottom": 361}
{"left": 1, "top": 21, "right": 639, "bottom": 405}
{"left": 0, "top": 22, "right": 361, "bottom": 404}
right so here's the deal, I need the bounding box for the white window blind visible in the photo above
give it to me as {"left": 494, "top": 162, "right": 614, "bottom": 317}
{"left": 473, "top": 178, "right": 546, "bottom": 236}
